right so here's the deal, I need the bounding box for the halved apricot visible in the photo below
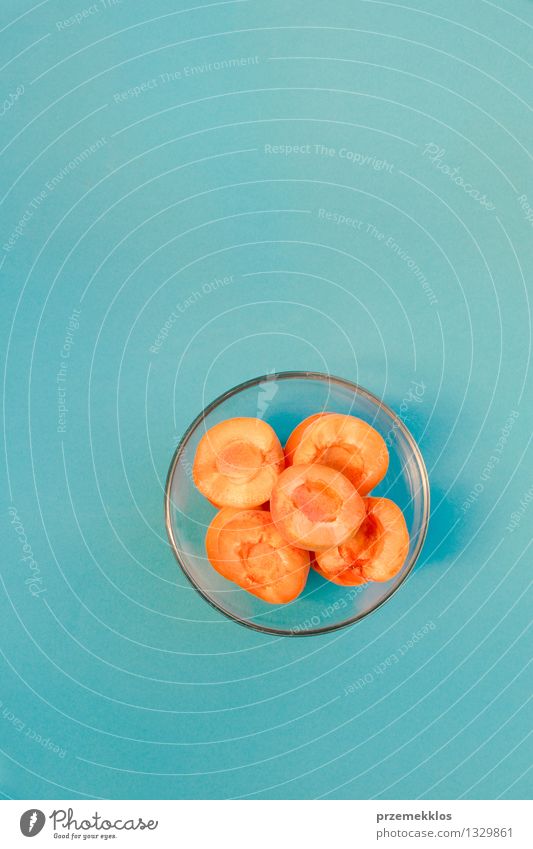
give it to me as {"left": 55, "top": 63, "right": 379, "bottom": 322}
{"left": 292, "top": 413, "right": 388, "bottom": 495}
{"left": 314, "top": 496, "right": 409, "bottom": 585}
{"left": 270, "top": 463, "right": 365, "bottom": 551}
{"left": 205, "top": 507, "right": 310, "bottom": 603}
{"left": 284, "top": 412, "right": 330, "bottom": 465}
{"left": 193, "top": 417, "right": 284, "bottom": 508}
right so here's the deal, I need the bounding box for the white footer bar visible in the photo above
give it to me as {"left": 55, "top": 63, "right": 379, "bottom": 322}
{"left": 1, "top": 799, "right": 530, "bottom": 848}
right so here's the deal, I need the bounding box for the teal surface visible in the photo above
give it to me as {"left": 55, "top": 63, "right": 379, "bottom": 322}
{"left": 1, "top": 0, "right": 531, "bottom": 800}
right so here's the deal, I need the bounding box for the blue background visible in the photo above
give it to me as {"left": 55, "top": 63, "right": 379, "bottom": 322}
{"left": 1, "top": 0, "right": 531, "bottom": 800}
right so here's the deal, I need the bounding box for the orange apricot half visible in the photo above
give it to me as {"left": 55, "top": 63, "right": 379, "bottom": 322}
{"left": 193, "top": 417, "right": 284, "bottom": 508}
{"left": 205, "top": 508, "right": 310, "bottom": 604}
{"left": 292, "top": 413, "right": 388, "bottom": 495}
{"left": 284, "top": 412, "right": 330, "bottom": 465}
{"left": 270, "top": 463, "right": 365, "bottom": 551}
{"left": 314, "top": 496, "right": 409, "bottom": 585}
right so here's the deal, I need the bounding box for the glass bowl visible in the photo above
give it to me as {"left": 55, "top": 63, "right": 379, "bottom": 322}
{"left": 165, "top": 372, "right": 429, "bottom": 636}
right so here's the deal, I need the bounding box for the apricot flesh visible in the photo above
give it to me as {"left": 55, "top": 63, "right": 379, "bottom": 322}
{"left": 193, "top": 417, "right": 284, "bottom": 508}
{"left": 270, "top": 463, "right": 366, "bottom": 551}
{"left": 205, "top": 508, "right": 310, "bottom": 603}
{"left": 292, "top": 413, "right": 388, "bottom": 495}
{"left": 315, "top": 496, "right": 409, "bottom": 585}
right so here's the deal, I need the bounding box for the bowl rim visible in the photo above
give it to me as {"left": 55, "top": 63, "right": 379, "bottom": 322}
{"left": 164, "top": 371, "right": 430, "bottom": 636}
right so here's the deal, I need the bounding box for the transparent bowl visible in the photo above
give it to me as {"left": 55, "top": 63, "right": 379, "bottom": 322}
{"left": 165, "top": 372, "right": 429, "bottom": 636}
